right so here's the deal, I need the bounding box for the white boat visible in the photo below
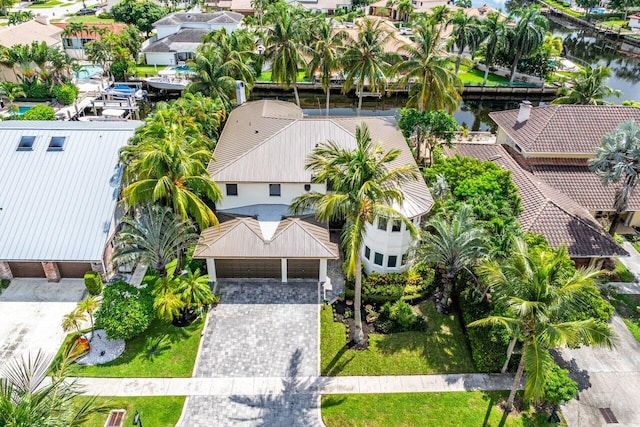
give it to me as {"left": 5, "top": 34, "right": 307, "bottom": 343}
{"left": 144, "top": 75, "right": 191, "bottom": 91}
{"left": 101, "top": 84, "right": 147, "bottom": 100}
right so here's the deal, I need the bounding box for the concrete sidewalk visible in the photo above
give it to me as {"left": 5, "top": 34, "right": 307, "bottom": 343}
{"left": 71, "top": 373, "right": 518, "bottom": 397}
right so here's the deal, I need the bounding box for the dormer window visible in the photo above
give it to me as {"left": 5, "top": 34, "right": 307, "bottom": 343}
{"left": 48, "top": 136, "right": 66, "bottom": 151}
{"left": 17, "top": 136, "right": 36, "bottom": 151}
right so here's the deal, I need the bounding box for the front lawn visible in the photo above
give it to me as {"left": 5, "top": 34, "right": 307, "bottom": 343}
{"left": 458, "top": 65, "right": 512, "bottom": 87}
{"left": 59, "top": 317, "right": 205, "bottom": 377}
{"left": 610, "top": 293, "right": 640, "bottom": 342}
{"left": 73, "top": 396, "right": 184, "bottom": 427}
{"left": 321, "top": 392, "right": 563, "bottom": 427}
{"left": 321, "top": 302, "right": 475, "bottom": 376}
{"left": 27, "top": 0, "right": 64, "bottom": 7}
{"left": 256, "top": 70, "right": 312, "bottom": 83}
{"left": 65, "top": 15, "right": 116, "bottom": 23}
{"left": 135, "top": 64, "right": 162, "bottom": 77}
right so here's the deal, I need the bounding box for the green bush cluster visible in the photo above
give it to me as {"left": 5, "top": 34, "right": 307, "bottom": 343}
{"left": 95, "top": 280, "right": 154, "bottom": 340}
{"left": 22, "top": 82, "right": 50, "bottom": 99}
{"left": 544, "top": 364, "right": 578, "bottom": 407}
{"left": 83, "top": 271, "right": 103, "bottom": 296}
{"left": 52, "top": 83, "right": 79, "bottom": 105}
{"left": 375, "top": 300, "right": 428, "bottom": 333}
{"left": 345, "top": 266, "right": 435, "bottom": 304}
{"left": 20, "top": 105, "right": 56, "bottom": 121}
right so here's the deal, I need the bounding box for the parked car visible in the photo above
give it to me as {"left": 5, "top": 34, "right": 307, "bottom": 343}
{"left": 78, "top": 8, "right": 97, "bottom": 15}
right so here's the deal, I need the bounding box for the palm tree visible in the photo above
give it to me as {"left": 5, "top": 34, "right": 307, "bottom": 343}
{"left": 396, "top": 22, "right": 462, "bottom": 113}
{"left": 290, "top": 123, "right": 420, "bottom": 344}
{"left": 551, "top": 65, "right": 622, "bottom": 105}
{"left": 198, "top": 28, "right": 256, "bottom": 92}
{"left": 420, "top": 204, "right": 487, "bottom": 312}
{"left": 479, "top": 12, "right": 506, "bottom": 86}
{"left": 264, "top": 4, "right": 310, "bottom": 107}
{"left": 166, "top": 93, "right": 227, "bottom": 140}
{"left": 0, "top": 0, "right": 15, "bottom": 18}
{"left": 396, "top": 0, "right": 414, "bottom": 21}
{"left": 113, "top": 205, "right": 199, "bottom": 278}
{"left": 178, "top": 268, "right": 213, "bottom": 311}
{"left": 470, "top": 239, "right": 614, "bottom": 412}
{"left": 0, "top": 351, "right": 106, "bottom": 426}
{"left": 507, "top": 6, "right": 547, "bottom": 85}
{"left": 188, "top": 47, "right": 239, "bottom": 108}
{"left": 342, "top": 18, "right": 396, "bottom": 115}
{"left": 307, "top": 17, "right": 348, "bottom": 115}
{"left": 448, "top": 10, "right": 483, "bottom": 75}
{"left": 61, "top": 308, "right": 87, "bottom": 334}
{"left": 77, "top": 296, "right": 99, "bottom": 340}
{"left": 153, "top": 276, "right": 183, "bottom": 322}
{"left": 0, "top": 81, "right": 25, "bottom": 114}
{"left": 589, "top": 120, "right": 640, "bottom": 235}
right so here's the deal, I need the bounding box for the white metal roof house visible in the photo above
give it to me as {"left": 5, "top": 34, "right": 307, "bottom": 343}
{"left": 0, "top": 121, "right": 142, "bottom": 281}
{"left": 143, "top": 11, "right": 244, "bottom": 65}
{"left": 193, "top": 100, "right": 433, "bottom": 282}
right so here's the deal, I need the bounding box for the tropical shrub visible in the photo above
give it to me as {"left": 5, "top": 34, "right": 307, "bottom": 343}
{"left": 20, "top": 105, "right": 55, "bottom": 121}
{"left": 95, "top": 280, "right": 154, "bottom": 340}
{"left": 374, "top": 300, "right": 427, "bottom": 333}
{"left": 21, "top": 82, "right": 50, "bottom": 99}
{"left": 52, "top": 83, "right": 79, "bottom": 105}
{"left": 345, "top": 268, "right": 435, "bottom": 304}
{"left": 543, "top": 364, "right": 578, "bottom": 408}
{"left": 84, "top": 271, "right": 103, "bottom": 296}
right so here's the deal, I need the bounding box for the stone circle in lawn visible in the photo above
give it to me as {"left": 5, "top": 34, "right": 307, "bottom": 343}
{"left": 75, "top": 329, "right": 125, "bottom": 365}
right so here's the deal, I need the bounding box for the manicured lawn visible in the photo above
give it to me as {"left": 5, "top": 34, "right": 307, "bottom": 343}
{"left": 135, "top": 64, "right": 162, "bottom": 77}
{"left": 459, "top": 65, "right": 511, "bottom": 87}
{"left": 610, "top": 293, "right": 640, "bottom": 342}
{"left": 538, "top": 0, "right": 583, "bottom": 18}
{"left": 256, "top": 70, "right": 312, "bottom": 83}
{"left": 321, "top": 302, "right": 475, "bottom": 376}
{"left": 322, "top": 392, "right": 562, "bottom": 426}
{"left": 61, "top": 318, "right": 204, "bottom": 377}
{"left": 614, "top": 260, "right": 635, "bottom": 282}
{"left": 73, "top": 396, "right": 184, "bottom": 427}
{"left": 27, "top": 0, "right": 64, "bottom": 7}
{"left": 65, "top": 15, "right": 116, "bottom": 23}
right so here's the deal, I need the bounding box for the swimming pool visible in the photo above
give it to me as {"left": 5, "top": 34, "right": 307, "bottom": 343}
{"left": 17, "top": 106, "right": 32, "bottom": 115}
{"left": 171, "top": 65, "right": 194, "bottom": 73}
{"left": 75, "top": 65, "right": 104, "bottom": 79}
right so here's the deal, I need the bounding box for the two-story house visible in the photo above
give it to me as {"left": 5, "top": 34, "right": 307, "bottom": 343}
{"left": 193, "top": 100, "right": 433, "bottom": 282}
{"left": 54, "top": 23, "right": 129, "bottom": 61}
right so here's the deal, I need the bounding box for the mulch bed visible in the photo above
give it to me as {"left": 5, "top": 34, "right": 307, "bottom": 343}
{"left": 331, "top": 299, "right": 375, "bottom": 350}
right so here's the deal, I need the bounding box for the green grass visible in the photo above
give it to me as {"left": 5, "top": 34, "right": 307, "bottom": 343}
{"left": 58, "top": 318, "right": 204, "bottom": 377}
{"left": 256, "top": 70, "right": 312, "bottom": 83}
{"left": 65, "top": 15, "right": 115, "bottom": 23}
{"left": 135, "top": 64, "right": 163, "bottom": 77}
{"left": 539, "top": 0, "right": 583, "bottom": 17}
{"left": 614, "top": 260, "right": 635, "bottom": 282}
{"left": 322, "top": 392, "right": 563, "bottom": 427}
{"left": 27, "top": 0, "right": 64, "bottom": 7}
{"left": 610, "top": 293, "right": 640, "bottom": 342}
{"left": 321, "top": 301, "right": 476, "bottom": 376}
{"left": 458, "top": 65, "right": 512, "bottom": 87}
{"left": 73, "top": 396, "right": 184, "bottom": 427}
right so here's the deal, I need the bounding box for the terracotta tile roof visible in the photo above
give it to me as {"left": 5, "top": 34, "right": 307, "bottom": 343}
{"left": 53, "top": 23, "right": 129, "bottom": 40}
{"left": 444, "top": 143, "right": 627, "bottom": 258}
{"left": 489, "top": 105, "right": 640, "bottom": 155}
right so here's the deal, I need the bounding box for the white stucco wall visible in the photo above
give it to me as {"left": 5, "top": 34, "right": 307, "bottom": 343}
{"left": 145, "top": 52, "right": 177, "bottom": 65}
{"left": 361, "top": 217, "right": 419, "bottom": 274}
{"left": 156, "top": 25, "right": 182, "bottom": 40}
{"left": 217, "top": 182, "right": 326, "bottom": 210}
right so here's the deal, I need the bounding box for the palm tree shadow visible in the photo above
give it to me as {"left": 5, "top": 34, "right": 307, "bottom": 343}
{"left": 322, "top": 344, "right": 354, "bottom": 376}
{"left": 227, "top": 349, "right": 339, "bottom": 427}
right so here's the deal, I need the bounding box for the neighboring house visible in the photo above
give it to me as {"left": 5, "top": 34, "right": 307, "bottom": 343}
{"left": 53, "top": 23, "right": 129, "bottom": 60}
{"left": 193, "top": 100, "right": 433, "bottom": 282}
{"left": 630, "top": 14, "right": 640, "bottom": 30}
{"left": 490, "top": 103, "right": 640, "bottom": 228}
{"left": 445, "top": 143, "right": 627, "bottom": 266}
{"left": 0, "top": 17, "right": 63, "bottom": 83}
{"left": 0, "top": 121, "right": 142, "bottom": 281}
{"left": 143, "top": 11, "right": 243, "bottom": 65}
{"left": 208, "top": 0, "right": 350, "bottom": 16}
{"left": 368, "top": 0, "right": 449, "bottom": 20}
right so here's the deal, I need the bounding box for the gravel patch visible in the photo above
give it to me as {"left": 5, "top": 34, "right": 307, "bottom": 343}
{"left": 75, "top": 329, "right": 125, "bottom": 366}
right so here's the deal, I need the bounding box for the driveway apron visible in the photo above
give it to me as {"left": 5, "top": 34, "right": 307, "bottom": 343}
{"left": 180, "top": 281, "right": 321, "bottom": 427}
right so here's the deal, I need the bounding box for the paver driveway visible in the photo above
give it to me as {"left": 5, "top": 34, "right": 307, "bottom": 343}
{"left": 180, "top": 281, "right": 321, "bottom": 427}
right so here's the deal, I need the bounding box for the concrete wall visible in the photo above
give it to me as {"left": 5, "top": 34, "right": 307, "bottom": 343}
{"left": 217, "top": 182, "right": 326, "bottom": 210}
{"left": 145, "top": 52, "right": 177, "bottom": 66}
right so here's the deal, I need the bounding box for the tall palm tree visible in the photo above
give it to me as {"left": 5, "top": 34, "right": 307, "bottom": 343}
{"left": 420, "top": 204, "right": 487, "bottom": 312}
{"left": 0, "top": 351, "right": 106, "bottom": 426}
{"left": 62, "top": 308, "right": 87, "bottom": 334}
{"left": 0, "top": 81, "right": 25, "bottom": 114}
{"left": 507, "top": 6, "right": 547, "bottom": 85}
{"left": 113, "top": 205, "right": 199, "bottom": 278}
{"left": 470, "top": 239, "right": 614, "bottom": 412}
{"left": 342, "top": 18, "right": 396, "bottom": 115}
{"left": 396, "top": 22, "right": 462, "bottom": 113}
{"left": 199, "top": 28, "right": 256, "bottom": 91}
{"left": 188, "top": 47, "right": 239, "bottom": 108}
{"left": 165, "top": 93, "right": 227, "bottom": 140}
{"left": 396, "top": 0, "right": 414, "bottom": 21}
{"left": 307, "top": 17, "right": 348, "bottom": 115}
{"left": 448, "top": 10, "right": 483, "bottom": 75}
{"left": 551, "top": 65, "right": 622, "bottom": 105}
{"left": 589, "top": 119, "right": 640, "bottom": 235}
{"left": 479, "top": 12, "right": 506, "bottom": 86}
{"left": 0, "top": 0, "right": 14, "bottom": 17}
{"left": 264, "top": 4, "right": 310, "bottom": 107}
{"left": 290, "top": 123, "right": 420, "bottom": 344}
{"left": 77, "top": 296, "right": 99, "bottom": 340}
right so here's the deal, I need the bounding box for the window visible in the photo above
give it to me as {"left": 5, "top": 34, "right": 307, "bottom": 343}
{"left": 377, "top": 217, "right": 388, "bottom": 231}
{"left": 401, "top": 253, "right": 408, "bottom": 266}
{"left": 17, "top": 136, "right": 36, "bottom": 151}
{"left": 364, "top": 246, "right": 371, "bottom": 260}
{"left": 374, "top": 252, "right": 383, "bottom": 266}
{"left": 391, "top": 220, "right": 401, "bottom": 232}
{"left": 226, "top": 183, "right": 238, "bottom": 196}
{"left": 269, "top": 183, "right": 281, "bottom": 197}
{"left": 48, "top": 136, "right": 66, "bottom": 151}
{"left": 388, "top": 255, "right": 397, "bottom": 268}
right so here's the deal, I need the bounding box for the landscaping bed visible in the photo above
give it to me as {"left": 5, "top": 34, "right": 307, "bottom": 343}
{"left": 321, "top": 392, "right": 564, "bottom": 426}
{"left": 72, "top": 396, "right": 184, "bottom": 427}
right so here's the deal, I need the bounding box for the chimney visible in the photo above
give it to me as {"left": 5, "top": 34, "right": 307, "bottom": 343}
{"left": 35, "top": 14, "right": 49, "bottom": 25}
{"left": 235, "top": 81, "right": 246, "bottom": 106}
{"left": 516, "top": 100, "right": 532, "bottom": 124}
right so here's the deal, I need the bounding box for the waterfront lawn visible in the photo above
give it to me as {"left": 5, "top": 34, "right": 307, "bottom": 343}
{"left": 539, "top": 0, "right": 583, "bottom": 18}
{"left": 73, "top": 396, "right": 184, "bottom": 427}
{"left": 458, "top": 65, "right": 511, "bottom": 87}
{"left": 135, "top": 64, "right": 162, "bottom": 77}
{"left": 256, "top": 70, "right": 311, "bottom": 83}
{"left": 610, "top": 293, "right": 640, "bottom": 342}
{"left": 321, "top": 392, "right": 563, "bottom": 427}
{"left": 59, "top": 317, "right": 204, "bottom": 377}
{"left": 321, "top": 302, "right": 475, "bottom": 376}
{"left": 66, "top": 15, "right": 116, "bottom": 23}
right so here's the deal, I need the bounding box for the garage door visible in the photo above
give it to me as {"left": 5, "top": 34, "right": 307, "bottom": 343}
{"left": 57, "top": 262, "right": 92, "bottom": 278}
{"left": 216, "top": 259, "right": 281, "bottom": 279}
{"left": 288, "top": 259, "right": 319, "bottom": 279}
{"left": 8, "top": 262, "right": 46, "bottom": 278}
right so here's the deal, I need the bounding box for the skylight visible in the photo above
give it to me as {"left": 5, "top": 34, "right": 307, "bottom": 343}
{"left": 48, "top": 136, "right": 66, "bottom": 151}
{"left": 17, "top": 136, "right": 36, "bottom": 151}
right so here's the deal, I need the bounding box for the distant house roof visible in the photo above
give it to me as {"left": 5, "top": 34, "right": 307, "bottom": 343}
{"left": 489, "top": 105, "right": 640, "bottom": 155}
{"left": 0, "top": 121, "right": 142, "bottom": 262}
{"left": 153, "top": 11, "right": 243, "bottom": 26}
{"left": 0, "top": 19, "right": 62, "bottom": 48}
{"left": 143, "top": 29, "right": 210, "bottom": 53}
{"left": 194, "top": 216, "right": 339, "bottom": 259}
{"left": 209, "top": 100, "right": 433, "bottom": 219}
{"left": 445, "top": 143, "right": 627, "bottom": 258}
{"left": 53, "top": 23, "right": 129, "bottom": 40}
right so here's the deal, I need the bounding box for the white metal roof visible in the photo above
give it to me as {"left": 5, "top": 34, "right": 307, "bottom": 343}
{"left": 0, "top": 121, "right": 142, "bottom": 262}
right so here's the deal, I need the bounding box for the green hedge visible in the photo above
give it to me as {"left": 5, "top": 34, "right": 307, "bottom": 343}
{"left": 52, "top": 83, "right": 79, "bottom": 105}
{"left": 345, "top": 266, "right": 435, "bottom": 305}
